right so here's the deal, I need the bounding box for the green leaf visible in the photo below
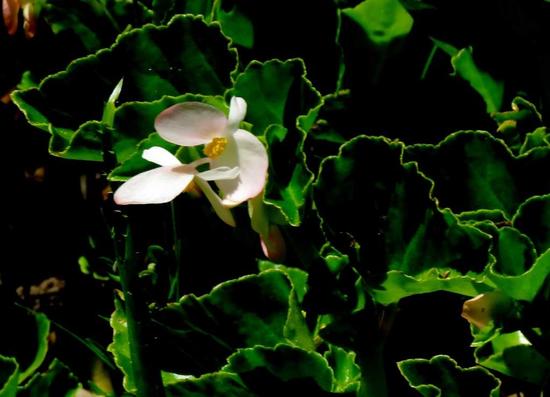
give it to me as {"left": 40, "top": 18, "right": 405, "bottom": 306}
{"left": 343, "top": 0, "right": 414, "bottom": 45}
{"left": 18, "top": 313, "right": 50, "bottom": 384}
{"left": 231, "top": 59, "right": 322, "bottom": 226}
{"left": 314, "top": 136, "right": 492, "bottom": 303}
{"left": 323, "top": 345, "right": 361, "bottom": 393}
{"left": 513, "top": 194, "right": 550, "bottom": 255}
{"left": 12, "top": 15, "right": 237, "bottom": 161}
{"left": 43, "top": 0, "right": 154, "bottom": 52}
{"left": 150, "top": 270, "right": 308, "bottom": 376}
{"left": 17, "top": 359, "right": 80, "bottom": 397}
{"left": 405, "top": 131, "right": 550, "bottom": 217}
{"left": 398, "top": 355, "right": 501, "bottom": 397}
{"left": 475, "top": 331, "right": 550, "bottom": 385}
{"left": 488, "top": 249, "right": 550, "bottom": 302}
{"left": 0, "top": 356, "right": 18, "bottom": 397}
{"left": 224, "top": 344, "right": 355, "bottom": 396}
{"left": 432, "top": 39, "right": 504, "bottom": 113}
{"left": 217, "top": 4, "right": 254, "bottom": 48}
{"left": 520, "top": 127, "right": 550, "bottom": 155}
{"left": 165, "top": 372, "right": 253, "bottom": 397}
{"left": 152, "top": 0, "right": 214, "bottom": 24}
{"left": 107, "top": 297, "right": 135, "bottom": 394}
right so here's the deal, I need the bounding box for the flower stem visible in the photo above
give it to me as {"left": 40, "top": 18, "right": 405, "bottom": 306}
{"left": 169, "top": 201, "right": 182, "bottom": 300}
{"left": 357, "top": 345, "right": 388, "bottom": 397}
{"left": 118, "top": 220, "right": 165, "bottom": 397}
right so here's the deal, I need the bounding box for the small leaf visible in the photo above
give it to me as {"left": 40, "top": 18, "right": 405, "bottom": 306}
{"left": 323, "top": 345, "right": 361, "bottom": 393}
{"left": 343, "top": 0, "right": 414, "bottom": 45}
{"left": 107, "top": 297, "right": 135, "bottom": 393}
{"left": 0, "top": 356, "right": 18, "bottom": 397}
{"left": 432, "top": 39, "right": 503, "bottom": 113}
{"left": 18, "top": 312, "right": 50, "bottom": 383}
{"left": 17, "top": 359, "right": 80, "bottom": 397}
{"left": 398, "top": 355, "right": 501, "bottom": 397}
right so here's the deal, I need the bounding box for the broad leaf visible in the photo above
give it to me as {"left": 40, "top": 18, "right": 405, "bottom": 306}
{"left": 150, "top": 270, "right": 308, "bottom": 376}
{"left": 398, "top": 355, "right": 500, "bottom": 397}
{"left": 224, "top": 344, "right": 355, "bottom": 396}
{"left": 165, "top": 372, "right": 253, "bottom": 397}
{"left": 323, "top": 345, "right": 361, "bottom": 393}
{"left": 405, "top": 131, "right": 550, "bottom": 217}
{"left": 18, "top": 313, "right": 50, "bottom": 384}
{"left": 315, "top": 136, "right": 492, "bottom": 303}
{"left": 12, "top": 15, "right": 237, "bottom": 161}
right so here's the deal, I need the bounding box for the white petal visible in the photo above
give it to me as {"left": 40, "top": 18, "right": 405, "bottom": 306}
{"left": 197, "top": 166, "right": 240, "bottom": 181}
{"left": 142, "top": 147, "right": 182, "bottom": 167}
{"left": 212, "top": 129, "right": 268, "bottom": 207}
{"left": 154, "top": 102, "right": 227, "bottom": 146}
{"left": 227, "top": 97, "right": 247, "bottom": 132}
{"left": 114, "top": 166, "right": 194, "bottom": 205}
{"left": 194, "top": 178, "right": 236, "bottom": 227}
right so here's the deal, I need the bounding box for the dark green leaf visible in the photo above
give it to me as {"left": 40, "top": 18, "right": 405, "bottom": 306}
{"left": 315, "top": 136, "right": 492, "bottom": 303}
{"left": 323, "top": 345, "right": 361, "bottom": 393}
{"left": 475, "top": 331, "right": 550, "bottom": 386}
{"left": 150, "top": 270, "right": 307, "bottom": 376}
{"left": 224, "top": 344, "right": 355, "bottom": 396}
{"left": 12, "top": 15, "right": 237, "bottom": 161}
{"left": 398, "top": 355, "right": 500, "bottom": 397}
{"left": 17, "top": 360, "right": 80, "bottom": 397}
{"left": 405, "top": 131, "right": 550, "bottom": 217}
{"left": 513, "top": 195, "right": 550, "bottom": 255}
{"left": 165, "top": 372, "right": 253, "bottom": 397}
{"left": 520, "top": 127, "right": 550, "bottom": 155}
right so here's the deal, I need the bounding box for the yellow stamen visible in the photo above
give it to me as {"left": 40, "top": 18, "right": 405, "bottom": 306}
{"left": 203, "top": 137, "right": 228, "bottom": 158}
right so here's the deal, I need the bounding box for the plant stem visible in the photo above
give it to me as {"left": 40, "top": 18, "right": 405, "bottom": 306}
{"left": 358, "top": 345, "right": 388, "bottom": 397}
{"left": 169, "top": 201, "right": 182, "bottom": 300}
{"left": 118, "top": 221, "right": 165, "bottom": 397}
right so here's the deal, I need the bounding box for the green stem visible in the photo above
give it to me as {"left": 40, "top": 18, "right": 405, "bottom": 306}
{"left": 357, "top": 345, "right": 388, "bottom": 397}
{"left": 420, "top": 43, "right": 438, "bottom": 80}
{"left": 118, "top": 221, "right": 165, "bottom": 397}
{"left": 169, "top": 201, "right": 182, "bottom": 300}
{"left": 209, "top": 0, "right": 221, "bottom": 23}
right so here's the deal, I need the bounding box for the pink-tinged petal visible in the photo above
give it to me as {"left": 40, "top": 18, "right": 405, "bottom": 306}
{"left": 154, "top": 102, "right": 227, "bottom": 146}
{"left": 3, "top": 0, "right": 20, "bottom": 35}
{"left": 260, "top": 225, "right": 286, "bottom": 262}
{"left": 227, "top": 97, "right": 247, "bottom": 132}
{"left": 142, "top": 146, "right": 181, "bottom": 167}
{"left": 194, "top": 178, "right": 236, "bottom": 227}
{"left": 212, "top": 129, "right": 268, "bottom": 207}
{"left": 197, "top": 166, "right": 239, "bottom": 181}
{"left": 114, "top": 165, "right": 194, "bottom": 205}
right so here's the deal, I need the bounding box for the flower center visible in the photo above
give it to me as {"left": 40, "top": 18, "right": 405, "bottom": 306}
{"left": 203, "top": 137, "right": 228, "bottom": 158}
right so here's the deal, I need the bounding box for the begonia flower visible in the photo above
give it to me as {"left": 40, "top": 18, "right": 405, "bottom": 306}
{"left": 2, "top": 0, "right": 38, "bottom": 38}
{"left": 154, "top": 97, "right": 268, "bottom": 207}
{"left": 461, "top": 291, "right": 513, "bottom": 329}
{"left": 114, "top": 146, "right": 239, "bottom": 226}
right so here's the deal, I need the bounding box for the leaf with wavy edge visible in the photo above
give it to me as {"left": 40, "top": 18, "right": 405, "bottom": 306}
{"left": 513, "top": 194, "right": 550, "bottom": 255}
{"left": 398, "top": 355, "right": 500, "bottom": 397}
{"left": 315, "top": 135, "right": 492, "bottom": 303}
{"left": 149, "top": 270, "right": 310, "bottom": 377}
{"left": 107, "top": 297, "right": 135, "bottom": 393}
{"left": 12, "top": 15, "right": 237, "bottom": 161}
{"left": 405, "top": 131, "right": 550, "bottom": 217}
{"left": 230, "top": 59, "right": 322, "bottom": 226}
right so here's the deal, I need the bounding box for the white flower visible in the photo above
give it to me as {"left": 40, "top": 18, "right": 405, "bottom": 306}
{"left": 154, "top": 97, "right": 269, "bottom": 207}
{"left": 113, "top": 146, "right": 239, "bottom": 226}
